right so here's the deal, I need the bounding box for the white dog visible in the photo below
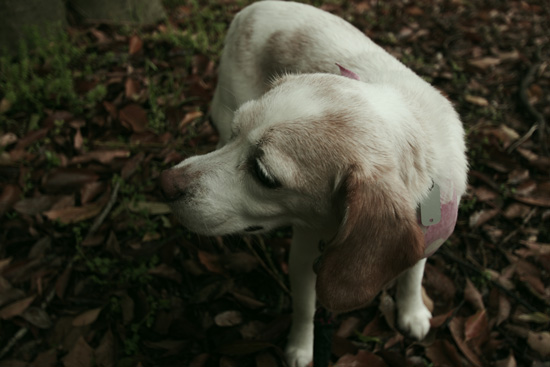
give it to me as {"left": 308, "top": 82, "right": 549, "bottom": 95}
{"left": 160, "top": 2, "right": 467, "bottom": 366}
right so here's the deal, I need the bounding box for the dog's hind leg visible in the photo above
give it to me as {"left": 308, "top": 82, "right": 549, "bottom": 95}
{"left": 395, "top": 258, "right": 432, "bottom": 340}
{"left": 285, "top": 228, "right": 322, "bottom": 367}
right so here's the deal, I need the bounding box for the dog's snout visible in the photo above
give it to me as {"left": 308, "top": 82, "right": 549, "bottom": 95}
{"left": 159, "top": 168, "right": 188, "bottom": 201}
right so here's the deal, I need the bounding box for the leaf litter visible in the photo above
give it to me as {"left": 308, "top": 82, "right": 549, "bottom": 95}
{"left": 1, "top": 0, "right": 549, "bottom": 366}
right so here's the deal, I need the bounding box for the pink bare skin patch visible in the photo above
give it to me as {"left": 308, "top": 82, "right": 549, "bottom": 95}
{"left": 420, "top": 192, "right": 458, "bottom": 257}
{"left": 336, "top": 63, "right": 360, "bottom": 80}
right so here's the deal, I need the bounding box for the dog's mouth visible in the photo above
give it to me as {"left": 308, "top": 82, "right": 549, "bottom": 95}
{"left": 244, "top": 225, "right": 264, "bottom": 233}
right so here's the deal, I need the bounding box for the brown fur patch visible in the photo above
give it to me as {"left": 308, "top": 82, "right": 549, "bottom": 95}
{"left": 315, "top": 167, "right": 424, "bottom": 313}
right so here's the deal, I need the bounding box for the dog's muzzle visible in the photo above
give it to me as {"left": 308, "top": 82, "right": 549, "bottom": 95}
{"left": 159, "top": 167, "right": 189, "bottom": 201}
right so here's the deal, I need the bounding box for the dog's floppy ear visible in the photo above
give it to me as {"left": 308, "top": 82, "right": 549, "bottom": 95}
{"left": 316, "top": 167, "right": 424, "bottom": 313}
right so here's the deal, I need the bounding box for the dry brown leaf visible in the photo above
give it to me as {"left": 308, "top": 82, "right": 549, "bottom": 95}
{"left": 148, "top": 264, "right": 182, "bottom": 283}
{"left": 469, "top": 209, "right": 499, "bottom": 228}
{"left": 63, "top": 336, "right": 94, "bottom": 367}
{"left": 0, "top": 288, "right": 25, "bottom": 308}
{"left": 56, "top": 265, "right": 72, "bottom": 299}
{"left": 128, "top": 35, "right": 143, "bottom": 55}
{"left": 0, "top": 295, "right": 36, "bottom": 319}
{"left": 214, "top": 310, "right": 243, "bottom": 327}
{"left": 255, "top": 352, "right": 279, "bottom": 367}
{"left": 527, "top": 331, "right": 550, "bottom": 358}
{"left": 496, "top": 293, "right": 511, "bottom": 326}
{"left": 21, "top": 306, "right": 53, "bottom": 329}
{"left": 448, "top": 317, "right": 482, "bottom": 367}
{"left": 197, "top": 251, "right": 225, "bottom": 274}
{"left": 70, "top": 149, "right": 130, "bottom": 165}
{"left": 0, "top": 132, "right": 17, "bottom": 147}
{"left": 336, "top": 316, "right": 362, "bottom": 338}
{"left": 464, "top": 309, "right": 489, "bottom": 344}
{"left": 81, "top": 181, "right": 106, "bottom": 205}
{"left": 0, "top": 184, "right": 21, "bottom": 216}
{"left": 73, "top": 307, "right": 102, "bottom": 327}
{"left": 378, "top": 291, "right": 396, "bottom": 330}
{"left": 119, "top": 104, "right": 148, "bottom": 133}
{"left": 95, "top": 330, "right": 115, "bottom": 367}
{"left": 503, "top": 203, "right": 531, "bottom": 219}
{"left": 469, "top": 57, "right": 501, "bottom": 69}
{"left": 33, "top": 349, "right": 58, "bottom": 367}
{"left": 44, "top": 201, "right": 104, "bottom": 224}
{"left": 425, "top": 339, "right": 464, "bottom": 367}
{"left": 495, "top": 354, "right": 517, "bottom": 367}
{"left": 335, "top": 350, "right": 387, "bottom": 367}
{"left": 121, "top": 151, "right": 145, "bottom": 179}
{"left": 129, "top": 201, "right": 171, "bottom": 215}
{"left": 464, "top": 279, "right": 484, "bottom": 310}
{"left": 125, "top": 78, "right": 141, "bottom": 98}
{"left": 219, "top": 252, "right": 259, "bottom": 273}
{"left": 465, "top": 95, "right": 489, "bottom": 106}
{"left": 42, "top": 168, "right": 99, "bottom": 192}
{"left": 179, "top": 110, "right": 203, "bottom": 129}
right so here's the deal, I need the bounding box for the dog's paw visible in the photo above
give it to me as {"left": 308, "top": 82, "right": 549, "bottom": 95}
{"left": 285, "top": 335, "right": 313, "bottom": 367}
{"left": 397, "top": 302, "right": 432, "bottom": 340}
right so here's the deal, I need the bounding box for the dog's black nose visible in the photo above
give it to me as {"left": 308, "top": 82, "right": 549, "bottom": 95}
{"left": 159, "top": 168, "right": 187, "bottom": 201}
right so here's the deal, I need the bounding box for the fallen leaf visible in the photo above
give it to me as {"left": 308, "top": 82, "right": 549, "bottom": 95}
{"left": 42, "top": 168, "right": 99, "bottom": 193}
{"left": 129, "top": 201, "right": 171, "bottom": 215}
{"left": 148, "top": 264, "right": 182, "bottom": 283}
{"left": 219, "top": 252, "right": 259, "bottom": 273}
{"left": 464, "top": 279, "right": 484, "bottom": 310}
{"left": 21, "top": 306, "right": 53, "bottom": 329}
{"left": 70, "top": 149, "right": 130, "bottom": 165}
{"left": 0, "top": 184, "right": 21, "bottom": 216}
{"left": 125, "top": 78, "right": 141, "bottom": 98}
{"left": 197, "top": 251, "right": 224, "bottom": 274}
{"left": 425, "top": 339, "right": 464, "bottom": 367}
{"left": 335, "top": 350, "right": 388, "bottom": 367}
{"left": 255, "top": 352, "right": 279, "bottom": 367}
{"left": 527, "top": 331, "right": 550, "bottom": 358}
{"left": 179, "top": 110, "right": 203, "bottom": 129}
{"left": 121, "top": 152, "right": 145, "bottom": 179}
{"left": 44, "top": 201, "right": 104, "bottom": 224}
{"left": 469, "top": 209, "right": 499, "bottom": 228}
{"left": 73, "top": 307, "right": 102, "bottom": 327}
{"left": 465, "top": 95, "right": 489, "bottom": 106}
{"left": 469, "top": 57, "right": 501, "bottom": 69}
{"left": 119, "top": 104, "right": 148, "bottom": 133}
{"left": 214, "top": 310, "right": 243, "bottom": 327}
{"left": 94, "top": 330, "right": 115, "bottom": 367}
{"left": 0, "top": 132, "right": 17, "bottom": 147}
{"left": 129, "top": 35, "right": 143, "bottom": 55}
{"left": 63, "top": 336, "right": 94, "bottom": 367}
{"left": 0, "top": 295, "right": 36, "bottom": 319}
{"left": 448, "top": 317, "right": 482, "bottom": 367}
{"left": 464, "top": 309, "right": 489, "bottom": 344}
{"left": 495, "top": 354, "right": 516, "bottom": 367}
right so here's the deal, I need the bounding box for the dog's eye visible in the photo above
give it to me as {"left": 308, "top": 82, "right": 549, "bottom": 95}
{"left": 251, "top": 159, "right": 281, "bottom": 189}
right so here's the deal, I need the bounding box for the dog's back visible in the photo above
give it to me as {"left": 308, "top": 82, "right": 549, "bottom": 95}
{"left": 212, "top": 0, "right": 467, "bottom": 201}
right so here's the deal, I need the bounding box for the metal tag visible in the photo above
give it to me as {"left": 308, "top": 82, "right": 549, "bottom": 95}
{"left": 420, "top": 183, "right": 441, "bottom": 226}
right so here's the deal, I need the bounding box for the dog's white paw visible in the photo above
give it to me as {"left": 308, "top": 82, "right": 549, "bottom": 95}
{"left": 285, "top": 342, "right": 313, "bottom": 367}
{"left": 397, "top": 302, "right": 432, "bottom": 340}
{"left": 285, "top": 325, "right": 313, "bottom": 367}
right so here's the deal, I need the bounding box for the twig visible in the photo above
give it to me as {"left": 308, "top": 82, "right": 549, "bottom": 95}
{"left": 0, "top": 180, "right": 121, "bottom": 360}
{"left": 438, "top": 247, "right": 538, "bottom": 313}
{"left": 506, "top": 123, "right": 537, "bottom": 154}
{"left": 244, "top": 237, "right": 290, "bottom": 295}
{"left": 518, "top": 61, "right": 548, "bottom": 156}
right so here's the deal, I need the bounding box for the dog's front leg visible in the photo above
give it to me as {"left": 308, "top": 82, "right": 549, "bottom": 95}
{"left": 286, "top": 228, "right": 322, "bottom": 367}
{"left": 395, "top": 258, "right": 432, "bottom": 340}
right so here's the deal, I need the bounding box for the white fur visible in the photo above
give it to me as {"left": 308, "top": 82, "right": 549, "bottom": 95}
{"left": 160, "top": 2, "right": 467, "bottom": 367}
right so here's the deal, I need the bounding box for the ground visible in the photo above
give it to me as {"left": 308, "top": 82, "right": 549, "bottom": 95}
{"left": 0, "top": 0, "right": 549, "bottom": 366}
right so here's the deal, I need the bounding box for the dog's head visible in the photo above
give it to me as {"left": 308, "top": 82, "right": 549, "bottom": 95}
{"left": 160, "top": 73, "right": 426, "bottom": 312}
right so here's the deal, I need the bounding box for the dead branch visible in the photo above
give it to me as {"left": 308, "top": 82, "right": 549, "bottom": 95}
{"left": 519, "top": 62, "right": 548, "bottom": 156}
